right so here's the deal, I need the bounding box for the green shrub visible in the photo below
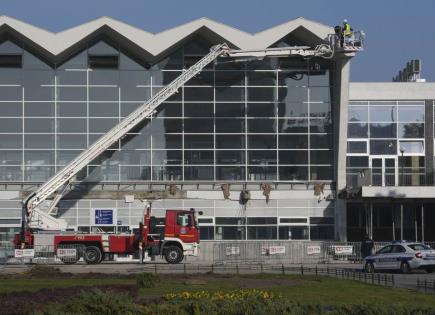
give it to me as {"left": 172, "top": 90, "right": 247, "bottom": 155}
{"left": 135, "top": 272, "right": 160, "bottom": 288}
{"left": 39, "top": 289, "right": 143, "bottom": 315}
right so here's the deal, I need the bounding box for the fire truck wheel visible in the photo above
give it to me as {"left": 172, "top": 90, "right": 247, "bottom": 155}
{"left": 84, "top": 246, "right": 102, "bottom": 264}
{"left": 164, "top": 246, "right": 184, "bottom": 264}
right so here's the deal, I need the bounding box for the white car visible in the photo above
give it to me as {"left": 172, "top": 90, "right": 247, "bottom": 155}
{"left": 363, "top": 241, "right": 435, "bottom": 274}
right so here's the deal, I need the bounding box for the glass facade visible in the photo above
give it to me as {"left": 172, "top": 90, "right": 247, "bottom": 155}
{"left": 0, "top": 38, "right": 334, "bottom": 183}
{"left": 346, "top": 101, "right": 426, "bottom": 187}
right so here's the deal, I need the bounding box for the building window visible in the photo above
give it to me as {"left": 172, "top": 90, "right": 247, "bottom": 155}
{"left": 88, "top": 55, "right": 119, "bottom": 69}
{"left": 0, "top": 55, "right": 22, "bottom": 68}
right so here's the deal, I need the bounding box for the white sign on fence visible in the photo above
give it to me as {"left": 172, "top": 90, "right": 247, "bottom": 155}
{"left": 332, "top": 245, "right": 353, "bottom": 255}
{"left": 225, "top": 246, "right": 240, "bottom": 256}
{"left": 14, "top": 249, "right": 35, "bottom": 258}
{"left": 57, "top": 248, "right": 77, "bottom": 258}
{"left": 261, "top": 246, "right": 286, "bottom": 255}
{"left": 307, "top": 245, "right": 321, "bottom": 255}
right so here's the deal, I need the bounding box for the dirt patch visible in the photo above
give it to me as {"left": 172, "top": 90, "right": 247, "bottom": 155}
{"left": 0, "top": 284, "right": 137, "bottom": 315}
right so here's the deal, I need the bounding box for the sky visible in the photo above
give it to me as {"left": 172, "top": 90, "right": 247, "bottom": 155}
{"left": 0, "top": 0, "right": 434, "bottom": 82}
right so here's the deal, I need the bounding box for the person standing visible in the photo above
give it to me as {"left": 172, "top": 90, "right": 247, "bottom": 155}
{"left": 361, "top": 234, "right": 374, "bottom": 259}
{"left": 342, "top": 19, "right": 353, "bottom": 47}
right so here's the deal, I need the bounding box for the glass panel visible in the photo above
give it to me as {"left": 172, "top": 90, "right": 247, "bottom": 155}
{"left": 278, "top": 87, "right": 308, "bottom": 103}
{"left": 248, "top": 135, "right": 276, "bottom": 149}
{"left": 370, "top": 123, "right": 397, "bottom": 138}
{"left": 184, "top": 119, "right": 213, "bottom": 133}
{"left": 184, "top": 166, "right": 213, "bottom": 180}
{"left": 311, "top": 134, "right": 332, "bottom": 149}
{"left": 152, "top": 166, "right": 182, "bottom": 181}
{"left": 248, "top": 151, "right": 277, "bottom": 164}
{"left": 24, "top": 118, "right": 54, "bottom": 133}
{"left": 215, "top": 119, "right": 244, "bottom": 133}
{"left": 184, "top": 87, "right": 213, "bottom": 101}
{"left": 89, "top": 118, "right": 118, "bottom": 133}
{"left": 152, "top": 134, "right": 182, "bottom": 149}
{"left": 152, "top": 151, "right": 182, "bottom": 165}
{"left": 398, "top": 123, "right": 424, "bottom": 138}
{"left": 0, "top": 118, "right": 22, "bottom": 132}
{"left": 0, "top": 102, "right": 22, "bottom": 117}
{"left": 57, "top": 102, "right": 87, "bottom": 117}
{"left": 184, "top": 103, "right": 213, "bottom": 117}
{"left": 57, "top": 87, "right": 87, "bottom": 101}
{"left": 215, "top": 71, "right": 244, "bottom": 86}
{"left": 56, "top": 70, "right": 86, "bottom": 85}
{"left": 215, "top": 103, "right": 244, "bottom": 117}
{"left": 24, "top": 150, "right": 54, "bottom": 165}
{"left": 24, "top": 134, "right": 54, "bottom": 149}
{"left": 369, "top": 106, "right": 396, "bottom": 122}
{"left": 215, "top": 226, "right": 244, "bottom": 240}
{"left": 348, "top": 123, "right": 368, "bottom": 138}
{"left": 120, "top": 166, "right": 151, "bottom": 180}
{"left": 278, "top": 119, "right": 308, "bottom": 133}
{"left": 310, "top": 150, "right": 333, "bottom": 165}
{"left": 216, "top": 166, "right": 245, "bottom": 180}
{"left": 24, "top": 102, "right": 54, "bottom": 117}
{"left": 347, "top": 141, "right": 367, "bottom": 154}
{"left": 370, "top": 140, "right": 396, "bottom": 155}
{"left": 278, "top": 151, "right": 308, "bottom": 165}
{"left": 399, "top": 141, "right": 424, "bottom": 154}
{"left": 216, "top": 151, "right": 244, "bottom": 164}
{"left": 0, "top": 68, "right": 21, "bottom": 84}
{"left": 247, "top": 103, "right": 276, "bottom": 117}
{"left": 247, "top": 226, "right": 277, "bottom": 240}
{"left": 24, "top": 166, "right": 54, "bottom": 181}
{"left": 23, "top": 70, "right": 54, "bottom": 101}
{"left": 0, "top": 166, "right": 22, "bottom": 181}
{"left": 57, "top": 118, "right": 87, "bottom": 133}
{"left": 215, "top": 87, "right": 244, "bottom": 102}
{"left": 216, "top": 135, "right": 245, "bottom": 149}
{"left": 310, "top": 166, "right": 333, "bottom": 180}
{"left": 184, "top": 150, "right": 213, "bottom": 164}
{"left": 310, "top": 226, "right": 334, "bottom": 240}
{"left": 57, "top": 150, "right": 81, "bottom": 165}
{"left": 0, "top": 86, "right": 22, "bottom": 101}
{"left": 247, "top": 71, "right": 275, "bottom": 86}
{"left": 184, "top": 135, "right": 213, "bottom": 149}
{"left": 57, "top": 135, "right": 87, "bottom": 149}
{"left": 89, "top": 69, "right": 118, "bottom": 85}
{"left": 279, "top": 134, "right": 308, "bottom": 149}
{"left": 89, "top": 102, "right": 118, "bottom": 117}
{"left": 89, "top": 87, "right": 118, "bottom": 101}
{"left": 247, "top": 87, "right": 275, "bottom": 102}
{"left": 278, "top": 70, "right": 308, "bottom": 86}
{"left": 0, "top": 134, "right": 22, "bottom": 149}
{"left": 248, "top": 119, "right": 276, "bottom": 133}
{"left": 0, "top": 150, "right": 22, "bottom": 164}
{"left": 279, "top": 226, "right": 309, "bottom": 240}
{"left": 398, "top": 106, "right": 424, "bottom": 122}
{"left": 279, "top": 166, "right": 308, "bottom": 180}
{"left": 348, "top": 106, "right": 368, "bottom": 122}
{"left": 247, "top": 166, "right": 277, "bottom": 180}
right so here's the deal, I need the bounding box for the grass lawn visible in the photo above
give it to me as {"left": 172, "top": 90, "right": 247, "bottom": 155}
{"left": 1, "top": 271, "right": 434, "bottom": 307}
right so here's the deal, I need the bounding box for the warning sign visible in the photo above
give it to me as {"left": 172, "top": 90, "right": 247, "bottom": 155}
{"left": 14, "top": 249, "right": 35, "bottom": 258}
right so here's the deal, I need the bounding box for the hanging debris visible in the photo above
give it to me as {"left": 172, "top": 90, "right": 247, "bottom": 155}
{"left": 168, "top": 184, "right": 177, "bottom": 195}
{"left": 221, "top": 183, "right": 230, "bottom": 199}
{"left": 261, "top": 183, "right": 272, "bottom": 203}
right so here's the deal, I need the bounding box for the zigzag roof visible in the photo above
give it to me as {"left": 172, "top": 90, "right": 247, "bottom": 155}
{"left": 0, "top": 15, "right": 333, "bottom": 63}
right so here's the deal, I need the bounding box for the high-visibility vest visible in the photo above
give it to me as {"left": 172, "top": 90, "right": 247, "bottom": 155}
{"left": 343, "top": 23, "right": 352, "bottom": 36}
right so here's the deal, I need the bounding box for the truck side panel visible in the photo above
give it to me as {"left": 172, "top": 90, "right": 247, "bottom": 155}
{"left": 109, "top": 235, "right": 135, "bottom": 253}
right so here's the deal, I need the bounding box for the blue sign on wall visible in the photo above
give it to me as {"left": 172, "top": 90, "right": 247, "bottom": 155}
{"left": 95, "top": 209, "right": 113, "bottom": 225}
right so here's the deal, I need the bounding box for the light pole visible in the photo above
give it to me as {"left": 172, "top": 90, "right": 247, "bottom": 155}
{"left": 400, "top": 148, "right": 405, "bottom": 186}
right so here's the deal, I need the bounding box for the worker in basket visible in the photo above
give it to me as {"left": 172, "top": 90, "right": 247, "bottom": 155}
{"left": 342, "top": 19, "right": 354, "bottom": 48}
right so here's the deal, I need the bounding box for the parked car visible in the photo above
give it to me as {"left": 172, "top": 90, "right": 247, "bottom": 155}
{"left": 363, "top": 241, "right": 435, "bottom": 274}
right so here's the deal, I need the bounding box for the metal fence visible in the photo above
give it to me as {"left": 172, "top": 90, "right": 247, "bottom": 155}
{"left": 212, "top": 241, "right": 391, "bottom": 265}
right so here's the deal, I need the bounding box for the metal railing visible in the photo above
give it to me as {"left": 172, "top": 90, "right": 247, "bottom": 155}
{"left": 347, "top": 167, "right": 433, "bottom": 188}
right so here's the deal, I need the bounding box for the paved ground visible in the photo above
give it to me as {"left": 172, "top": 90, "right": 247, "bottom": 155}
{"left": 1, "top": 262, "right": 435, "bottom": 292}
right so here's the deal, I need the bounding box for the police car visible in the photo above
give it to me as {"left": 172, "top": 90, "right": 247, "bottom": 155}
{"left": 363, "top": 241, "right": 435, "bottom": 274}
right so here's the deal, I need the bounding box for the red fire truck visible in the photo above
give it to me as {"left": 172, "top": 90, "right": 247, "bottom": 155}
{"left": 15, "top": 205, "right": 201, "bottom": 264}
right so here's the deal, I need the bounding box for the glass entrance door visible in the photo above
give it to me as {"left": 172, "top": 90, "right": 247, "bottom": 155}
{"left": 370, "top": 157, "right": 397, "bottom": 186}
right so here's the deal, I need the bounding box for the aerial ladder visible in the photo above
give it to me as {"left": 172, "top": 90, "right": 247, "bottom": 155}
{"left": 23, "top": 35, "right": 364, "bottom": 232}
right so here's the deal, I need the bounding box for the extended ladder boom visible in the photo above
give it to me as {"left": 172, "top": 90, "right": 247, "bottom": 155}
{"left": 25, "top": 43, "right": 230, "bottom": 228}
{"left": 25, "top": 39, "right": 349, "bottom": 230}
